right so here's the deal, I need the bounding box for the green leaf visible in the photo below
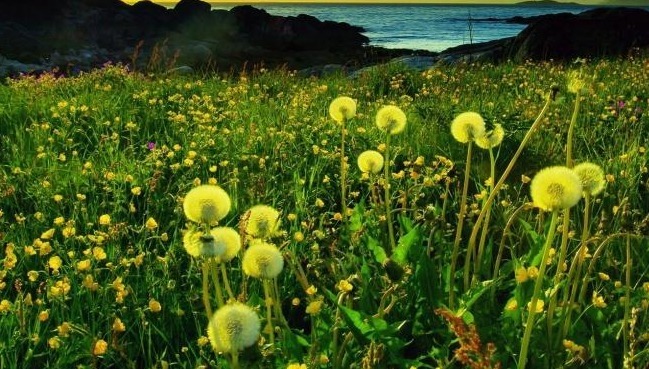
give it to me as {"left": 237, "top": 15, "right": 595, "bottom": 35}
{"left": 392, "top": 226, "right": 420, "bottom": 266}
{"left": 366, "top": 235, "right": 388, "bottom": 264}
{"left": 349, "top": 203, "right": 365, "bottom": 232}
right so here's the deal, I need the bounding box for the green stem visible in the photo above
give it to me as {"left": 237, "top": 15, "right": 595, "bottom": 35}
{"left": 201, "top": 260, "right": 213, "bottom": 320}
{"left": 475, "top": 148, "right": 496, "bottom": 282}
{"left": 210, "top": 259, "right": 225, "bottom": 308}
{"left": 383, "top": 133, "right": 396, "bottom": 254}
{"left": 341, "top": 118, "right": 348, "bottom": 226}
{"left": 332, "top": 293, "right": 346, "bottom": 369}
{"left": 454, "top": 140, "right": 473, "bottom": 293}
{"left": 566, "top": 91, "right": 580, "bottom": 168}
{"left": 262, "top": 279, "right": 275, "bottom": 345}
{"left": 231, "top": 350, "right": 240, "bottom": 369}
{"left": 548, "top": 89, "right": 581, "bottom": 342}
{"left": 220, "top": 263, "right": 235, "bottom": 301}
{"left": 547, "top": 207, "right": 570, "bottom": 344}
{"left": 519, "top": 210, "right": 559, "bottom": 369}
{"left": 466, "top": 93, "right": 553, "bottom": 286}
{"left": 561, "top": 194, "right": 591, "bottom": 338}
{"left": 623, "top": 235, "right": 632, "bottom": 367}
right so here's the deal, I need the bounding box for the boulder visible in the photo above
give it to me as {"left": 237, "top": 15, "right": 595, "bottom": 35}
{"left": 507, "top": 7, "right": 649, "bottom": 61}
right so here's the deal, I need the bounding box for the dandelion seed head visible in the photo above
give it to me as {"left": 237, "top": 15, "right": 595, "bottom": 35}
{"left": 451, "top": 112, "right": 486, "bottom": 143}
{"left": 242, "top": 240, "right": 283, "bottom": 279}
{"left": 357, "top": 150, "right": 384, "bottom": 174}
{"left": 573, "top": 162, "right": 606, "bottom": 197}
{"left": 183, "top": 185, "right": 231, "bottom": 225}
{"left": 376, "top": 105, "right": 407, "bottom": 135}
{"left": 207, "top": 303, "right": 260, "bottom": 353}
{"left": 245, "top": 205, "right": 280, "bottom": 239}
{"left": 329, "top": 96, "right": 356, "bottom": 124}
{"left": 530, "top": 166, "right": 583, "bottom": 211}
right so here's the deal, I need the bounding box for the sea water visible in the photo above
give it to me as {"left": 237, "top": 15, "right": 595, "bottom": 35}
{"left": 206, "top": 3, "right": 615, "bottom": 52}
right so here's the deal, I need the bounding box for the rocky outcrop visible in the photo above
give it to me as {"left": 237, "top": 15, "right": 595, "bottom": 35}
{"left": 506, "top": 7, "right": 649, "bottom": 61}
{"left": 0, "top": 0, "right": 374, "bottom": 77}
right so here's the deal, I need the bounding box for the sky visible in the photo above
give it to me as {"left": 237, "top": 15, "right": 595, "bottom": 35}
{"left": 122, "top": 0, "right": 642, "bottom": 5}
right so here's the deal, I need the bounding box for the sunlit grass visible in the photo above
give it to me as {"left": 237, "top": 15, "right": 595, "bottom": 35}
{"left": 1, "top": 56, "right": 648, "bottom": 368}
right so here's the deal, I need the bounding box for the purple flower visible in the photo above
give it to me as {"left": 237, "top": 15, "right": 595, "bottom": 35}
{"left": 147, "top": 142, "right": 156, "bottom": 151}
{"left": 618, "top": 101, "right": 626, "bottom": 109}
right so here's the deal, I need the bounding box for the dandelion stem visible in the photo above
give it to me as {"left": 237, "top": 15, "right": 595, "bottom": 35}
{"left": 466, "top": 93, "right": 553, "bottom": 295}
{"left": 201, "top": 260, "right": 213, "bottom": 320}
{"left": 220, "top": 263, "right": 235, "bottom": 301}
{"left": 548, "top": 88, "right": 581, "bottom": 343}
{"left": 623, "top": 235, "right": 632, "bottom": 368}
{"left": 340, "top": 118, "right": 348, "bottom": 227}
{"left": 561, "top": 193, "right": 591, "bottom": 338}
{"left": 383, "top": 133, "right": 397, "bottom": 254}
{"left": 450, "top": 139, "right": 473, "bottom": 304}
{"left": 210, "top": 259, "right": 225, "bottom": 308}
{"left": 519, "top": 210, "right": 559, "bottom": 369}
{"left": 262, "top": 279, "right": 275, "bottom": 345}
{"left": 231, "top": 350, "right": 240, "bottom": 369}
{"left": 474, "top": 147, "right": 496, "bottom": 283}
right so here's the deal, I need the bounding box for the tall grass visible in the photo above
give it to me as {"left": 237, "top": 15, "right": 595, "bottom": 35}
{"left": 1, "top": 56, "right": 648, "bottom": 368}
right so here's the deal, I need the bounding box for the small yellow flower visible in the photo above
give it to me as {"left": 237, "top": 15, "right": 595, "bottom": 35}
{"left": 48, "top": 256, "right": 63, "bottom": 272}
{"left": 145, "top": 217, "right": 158, "bottom": 230}
{"left": 315, "top": 198, "right": 325, "bottom": 208}
{"left": 505, "top": 299, "right": 518, "bottom": 311}
{"left": 62, "top": 226, "right": 76, "bottom": 238}
{"left": 27, "top": 270, "right": 39, "bottom": 282}
{"left": 112, "top": 317, "right": 126, "bottom": 333}
{"left": 329, "top": 96, "right": 357, "bottom": 124}
{"left": 287, "top": 364, "right": 307, "bottom": 369}
{"left": 53, "top": 217, "right": 65, "bottom": 226}
{"left": 515, "top": 267, "right": 529, "bottom": 284}
{"left": 592, "top": 292, "right": 607, "bottom": 308}
{"left": 40, "top": 228, "right": 55, "bottom": 240}
{"left": 527, "top": 266, "right": 539, "bottom": 280}
{"left": 306, "top": 300, "right": 324, "bottom": 315}
{"left": 57, "top": 322, "right": 72, "bottom": 337}
{"left": 93, "top": 339, "right": 108, "bottom": 356}
{"left": 0, "top": 300, "right": 12, "bottom": 314}
{"left": 376, "top": 105, "right": 407, "bottom": 135}
{"left": 450, "top": 112, "right": 486, "bottom": 143}
{"left": 99, "top": 214, "right": 111, "bottom": 226}
{"left": 149, "top": 299, "right": 162, "bottom": 313}
{"left": 53, "top": 194, "right": 63, "bottom": 203}
{"left": 336, "top": 280, "right": 353, "bottom": 293}
{"left": 306, "top": 285, "right": 317, "bottom": 296}
{"left": 48, "top": 337, "right": 62, "bottom": 349}
{"left": 527, "top": 299, "right": 545, "bottom": 313}
{"left": 530, "top": 166, "right": 583, "bottom": 211}
{"left": 357, "top": 150, "right": 384, "bottom": 174}
{"left": 38, "top": 310, "right": 49, "bottom": 322}
{"left": 293, "top": 231, "right": 304, "bottom": 242}
{"left": 131, "top": 186, "right": 142, "bottom": 196}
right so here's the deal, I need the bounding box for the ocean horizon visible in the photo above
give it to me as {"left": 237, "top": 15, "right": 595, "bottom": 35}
{"left": 151, "top": 2, "right": 649, "bottom": 51}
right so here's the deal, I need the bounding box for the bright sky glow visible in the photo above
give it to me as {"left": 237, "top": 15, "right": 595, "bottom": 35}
{"left": 122, "top": 0, "right": 610, "bottom": 5}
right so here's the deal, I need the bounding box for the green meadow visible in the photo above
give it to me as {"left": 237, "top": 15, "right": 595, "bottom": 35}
{"left": 1, "top": 56, "right": 648, "bottom": 369}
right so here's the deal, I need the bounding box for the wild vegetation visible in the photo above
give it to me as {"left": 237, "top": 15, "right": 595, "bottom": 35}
{"left": 0, "top": 56, "right": 648, "bottom": 369}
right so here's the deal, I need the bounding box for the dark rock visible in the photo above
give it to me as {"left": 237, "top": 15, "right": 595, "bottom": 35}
{"left": 507, "top": 7, "right": 649, "bottom": 61}
{"left": 173, "top": 0, "right": 212, "bottom": 23}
